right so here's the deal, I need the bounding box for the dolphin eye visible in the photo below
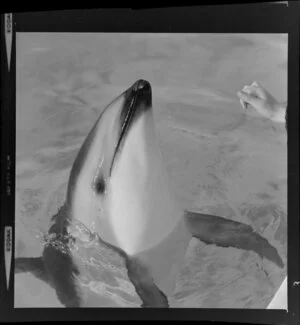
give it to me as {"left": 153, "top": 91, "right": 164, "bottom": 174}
{"left": 95, "top": 177, "right": 106, "bottom": 195}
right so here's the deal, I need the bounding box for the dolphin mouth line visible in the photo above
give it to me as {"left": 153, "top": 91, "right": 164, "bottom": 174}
{"left": 109, "top": 93, "right": 138, "bottom": 176}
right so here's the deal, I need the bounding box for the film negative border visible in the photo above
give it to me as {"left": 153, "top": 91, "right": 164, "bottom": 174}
{"left": 1, "top": 12, "right": 16, "bottom": 312}
{"left": 1, "top": 11, "right": 16, "bottom": 311}
{"left": 0, "top": 3, "right": 299, "bottom": 324}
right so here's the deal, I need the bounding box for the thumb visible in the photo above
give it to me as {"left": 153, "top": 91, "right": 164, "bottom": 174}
{"left": 237, "top": 90, "right": 262, "bottom": 107}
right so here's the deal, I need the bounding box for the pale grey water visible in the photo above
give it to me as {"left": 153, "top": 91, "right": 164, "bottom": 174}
{"left": 15, "top": 33, "right": 287, "bottom": 308}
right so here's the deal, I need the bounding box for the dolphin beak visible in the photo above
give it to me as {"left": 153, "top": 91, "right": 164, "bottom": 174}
{"left": 122, "top": 79, "right": 152, "bottom": 119}
{"left": 120, "top": 79, "right": 152, "bottom": 136}
{"left": 109, "top": 79, "right": 152, "bottom": 175}
{"left": 131, "top": 79, "right": 152, "bottom": 107}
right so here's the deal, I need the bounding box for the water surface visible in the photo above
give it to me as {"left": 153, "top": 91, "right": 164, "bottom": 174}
{"left": 15, "top": 33, "right": 287, "bottom": 308}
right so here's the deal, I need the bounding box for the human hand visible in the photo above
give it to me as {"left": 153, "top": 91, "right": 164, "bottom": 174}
{"left": 237, "top": 81, "right": 286, "bottom": 123}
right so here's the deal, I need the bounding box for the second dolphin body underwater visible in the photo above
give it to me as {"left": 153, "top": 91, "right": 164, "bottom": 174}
{"left": 15, "top": 79, "right": 284, "bottom": 307}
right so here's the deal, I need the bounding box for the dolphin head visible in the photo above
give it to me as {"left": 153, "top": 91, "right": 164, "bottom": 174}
{"left": 67, "top": 79, "right": 181, "bottom": 255}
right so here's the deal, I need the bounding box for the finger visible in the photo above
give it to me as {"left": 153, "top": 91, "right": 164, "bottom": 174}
{"left": 242, "top": 81, "right": 260, "bottom": 90}
{"left": 242, "top": 85, "right": 251, "bottom": 94}
{"left": 240, "top": 99, "right": 248, "bottom": 109}
{"left": 237, "top": 90, "right": 261, "bottom": 107}
{"left": 242, "top": 84, "right": 260, "bottom": 98}
{"left": 238, "top": 93, "right": 251, "bottom": 109}
{"left": 241, "top": 85, "right": 264, "bottom": 101}
{"left": 248, "top": 82, "right": 266, "bottom": 99}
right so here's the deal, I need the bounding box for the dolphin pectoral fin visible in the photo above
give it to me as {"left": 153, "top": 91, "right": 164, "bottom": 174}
{"left": 99, "top": 236, "right": 170, "bottom": 308}
{"left": 15, "top": 257, "right": 49, "bottom": 284}
{"left": 184, "top": 211, "right": 284, "bottom": 268}
{"left": 125, "top": 257, "right": 169, "bottom": 308}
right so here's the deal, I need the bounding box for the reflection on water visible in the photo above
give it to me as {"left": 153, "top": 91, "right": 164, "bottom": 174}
{"left": 15, "top": 33, "right": 287, "bottom": 308}
{"left": 42, "top": 218, "right": 142, "bottom": 307}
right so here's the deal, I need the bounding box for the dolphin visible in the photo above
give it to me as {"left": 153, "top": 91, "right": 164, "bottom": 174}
{"left": 15, "top": 79, "right": 284, "bottom": 308}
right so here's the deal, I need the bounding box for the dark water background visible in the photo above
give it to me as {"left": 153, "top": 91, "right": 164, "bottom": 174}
{"left": 15, "top": 33, "right": 287, "bottom": 308}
